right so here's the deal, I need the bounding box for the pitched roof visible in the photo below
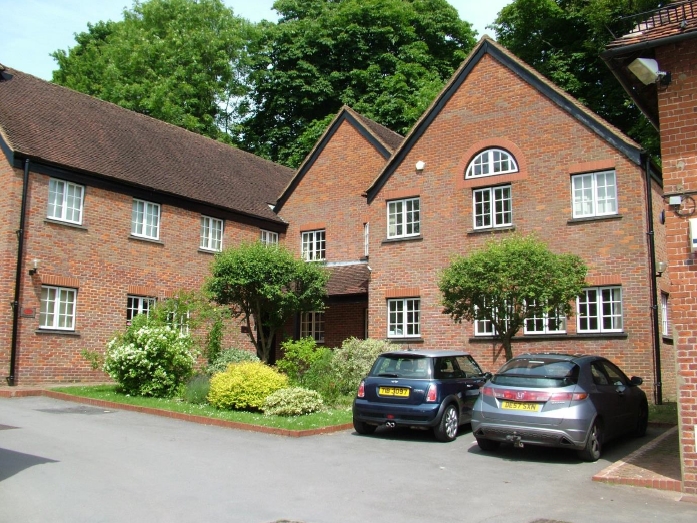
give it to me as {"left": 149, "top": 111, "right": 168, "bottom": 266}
{"left": 602, "top": 1, "right": 697, "bottom": 129}
{"left": 366, "top": 36, "right": 643, "bottom": 202}
{"left": 274, "top": 105, "right": 403, "bottom": 212}
{"left": 0, "top": 66, "right": 293, "bottom": 224}
{"left": 325, "top": 264, "right": 370, "bottom": 297}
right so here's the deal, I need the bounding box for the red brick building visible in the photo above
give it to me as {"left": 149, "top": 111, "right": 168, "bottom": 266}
{"left": 0, "top": 66, "right": 292, "bottom": 384}
{"left": 602, "top": 0, "right": 697, "bottom": 498}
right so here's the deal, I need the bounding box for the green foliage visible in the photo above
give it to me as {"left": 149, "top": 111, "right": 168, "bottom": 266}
{"left": 103, "top": 317, "right": 197, "bottom": 397}
{"left": 81, "top": 348, "right": 104, "bottom": 371}
{"left": 239, "top": 0, "right": 477, "bottom": 166}
{"left": 262, "top": 387, "right": 324, "bottom": 416}
{"left": 329, "top": 337, "right": 398, "bottom": 395}
{"left": 277, "top": 337, "right": 328, "bottom": 384}
{"left": 205, "top": 313, "right": 226, "bottom": 365}
{"left": 491, "top": 0, "right": 662, "bottom": 157}
{"left": 208, "top": 361, "right": 289, "bottom": 410}
{"left": 182, "top": 374, "right": 211, "bottom": 404}
{"left": 206, "top": 242, "right": 328, "bottom": 363}
{"left": 206, "top": 347, "right": 260, "bottom": 375}
{"left": 51, "top": 0, "right": 252, "bottom": 140}
{"left": 439, "top": 234, "right": 587, "bottom": 360}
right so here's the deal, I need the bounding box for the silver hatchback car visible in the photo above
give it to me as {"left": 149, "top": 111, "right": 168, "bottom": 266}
{"left": 470, "top": 353, "right": 648, "bottom": 461}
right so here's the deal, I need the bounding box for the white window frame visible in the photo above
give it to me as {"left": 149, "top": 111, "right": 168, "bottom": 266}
{"left": 387, "top": 197, "right": 420, "bottom": 239}
{"left": 260, "top": 229, "right": 279, "bottom": 246}
{"left": 167, "top": 310, "right": 191, "bottom": 335}
{"left": 301, "top": 311, "right": 325, "bottom": 343}
{"left": 131, "top": 199, "right": 161, "bottom": 240}
{"left": 364, "top": 222, "right": 370, "bottom": 257}
{"left": 577, "top": 286, "right": 623, "bottom": 333}
{"left": 200, "top": 216, "right": 223, "bottom": 252}
{"left": 47, "top": 178, "right": 84, "bottom": 224}
{"left": 40, "top": 286, "right": 76, "bottom": 330}
{"left": 474, "top": 302, "right": 510, "bottom": 337}
{"left": 301, "top": 230, "right": 326, "bottom": 261}
{"left": 572, "top": 170, "right": 617, "bottom": 218}
{"left": 661, "top": 292, "right": 671, "bottom": 338}
{"left": 473, "top": 185, "right": 512, "bottom": 229}
{"left": 127, "top": 295, "right": 156, "bottom": 324}
{"left": 465, "top": 149, "right": 518, "bottom": 179}
{"left": 387, "top": 298, "right": 420, "bottom": 338}
{"left": 524, "top": 300, "right": 567, "bottom": 334}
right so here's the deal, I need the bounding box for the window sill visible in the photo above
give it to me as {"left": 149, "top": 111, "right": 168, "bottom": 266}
{"left": 198, "top": 248, "right": 221, "bottom": 255}
{"left": 386, "top": 337, "right": 424, "bottom": 343}
{"left": 468, "top": 332, "right": 628, "bottom": 342}
{"left": 467, "top": 225, "right": 516, "bottom": 235}
{"left": 44, "top": 218, "right": 88, "bottom": 230}
{"left": 36, "top": 329, "right": 81, "bottom": 336}
{"left": 567, "top": 214, "right": 622, "bottom": 225}
{"left": 381, "top": 235, "right": 423, "bottom": 245}
{"left": 128, "top": 235, "right": 164, "bottom": 245}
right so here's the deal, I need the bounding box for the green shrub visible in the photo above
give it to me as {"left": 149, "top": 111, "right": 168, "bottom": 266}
{"left": 328, "top": 338, "right": 397, "bottom": 396}
{"left": 277, "top": 337, "right": 327, "bottom": 384}
{"left": 262, "top": 387, "right": 324, "bottom": 416}
{"left": 182, "top": 374, "right": 210, "bottom": 404}
{"left": 298, "top": 348, "right": 338, "bottom": 400}
{"left": 208, "top": 361, "right": 289, "bottom": 410}
{"left": 103, "top": 318, "right": 196, "bottom": 398}
{"left": 206, "top": 347, "right": 259, "bottom": 375}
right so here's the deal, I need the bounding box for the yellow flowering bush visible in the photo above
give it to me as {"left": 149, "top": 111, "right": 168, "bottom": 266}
{"left": 208, "top": 361, "right": 289, "bottom": 410}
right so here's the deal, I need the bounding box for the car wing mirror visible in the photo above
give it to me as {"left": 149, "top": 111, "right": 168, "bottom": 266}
{"left": 630, "top": 376, "right": 643, "bottom": 386}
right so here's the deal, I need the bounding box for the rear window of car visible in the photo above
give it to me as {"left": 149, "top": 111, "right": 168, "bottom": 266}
{"left": 491, "top": 358, "right": 579, "bottom": 388}
{"left": 369, "top": 355, "right": 431, "bottom": 379}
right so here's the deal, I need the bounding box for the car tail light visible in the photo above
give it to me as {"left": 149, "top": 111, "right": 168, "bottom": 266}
{"left": 482, "top": 386, "right": 587, "bottom": 403}
{"left": 426, "top": 384, "right": 437, "bottom": 402}
{"left": 357, "top": 380, "right": 365, "bottom": 398}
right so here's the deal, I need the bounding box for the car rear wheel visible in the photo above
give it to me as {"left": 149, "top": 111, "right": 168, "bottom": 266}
{"left": 353, "top": 418, "right": 377, "bottom": 435}
{"left": 578, "top": 420, "right": 602, "bottom": 462}
{"left": 475, "top": 437, "right": 500, "bottom": 452}
{"left": 434, "top": 404, "right": 459, "bottom": 442}
{"left": 634, "top": 400, "right": 648, "bottom": 438}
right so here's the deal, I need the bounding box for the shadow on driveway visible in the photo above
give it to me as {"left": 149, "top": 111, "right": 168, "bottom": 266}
{"left": 0, "top": 447, "right": 59, "bottom": 481}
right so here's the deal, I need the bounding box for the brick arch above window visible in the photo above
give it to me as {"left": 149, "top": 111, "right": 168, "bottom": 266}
{"left": 456, "top": 138, "right": 528, "bottom": 190}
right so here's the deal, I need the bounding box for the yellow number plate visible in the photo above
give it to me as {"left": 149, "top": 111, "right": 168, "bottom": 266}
{"left": 379, "top": 387, "right": 409, "bottom": 397}
{"left": 501, "top": 401, "right": 541, "bottom": 412}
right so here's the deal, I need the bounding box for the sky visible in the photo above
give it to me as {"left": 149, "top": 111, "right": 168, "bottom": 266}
{"left": 0, "top": 0, "right": 511, "bottom": 80}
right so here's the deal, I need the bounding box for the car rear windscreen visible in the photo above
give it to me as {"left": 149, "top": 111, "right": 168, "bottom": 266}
{"left": 491, "top": 358, "right": 579, "bottom": 388}
{"left": 369, "top": 355, "right": 431, "bottom": 378}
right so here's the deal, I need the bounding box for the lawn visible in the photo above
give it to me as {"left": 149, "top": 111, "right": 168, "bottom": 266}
{"left": 50, "top": 385, "right": 354, "bottom": 431}
{"left": 648, "top": 402, "right": 678, "bottom": 425}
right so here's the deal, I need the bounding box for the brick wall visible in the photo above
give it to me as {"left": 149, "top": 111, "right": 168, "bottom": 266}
{"left": 0, "top": 164, "right": 263, "bottom": 384}
{"left": 657, "top": 40, "right": 697, "bottom": 496}
{"left": 367, "top": 54, "right": 668, "bottom": 400}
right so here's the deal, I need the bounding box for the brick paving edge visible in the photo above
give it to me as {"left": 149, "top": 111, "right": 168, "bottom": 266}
{"left": 1, "top": 388, "right": 354, "bottom": 437}
{"left": 592, "top": 426, "right": 682, "bottom": 492}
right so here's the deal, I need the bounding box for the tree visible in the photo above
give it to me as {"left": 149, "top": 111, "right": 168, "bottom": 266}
{"left": 490, "top": 0, "right": 663, "bottom": 157}
{"left": 205, "top": 242, "right": 329, "bottom": 363}
{"left": 51, "top": 0, "right": 252, "bottom": 141}
{"left": 237, "top": 0, "right": 477, "bottom": 166}
{"left": 438, "top": 234, "right": 587, "bottom": 361}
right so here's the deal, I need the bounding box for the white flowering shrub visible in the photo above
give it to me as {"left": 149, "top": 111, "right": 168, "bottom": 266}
{"left": 104, "top": 319, "right": 197, "bottom": 398}
{"left": 262, "top": 387, "right": 324, "bottom": 416}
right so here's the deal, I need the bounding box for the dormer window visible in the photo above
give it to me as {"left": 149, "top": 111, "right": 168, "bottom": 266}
{"left": 465, "top": 149, "right": 518, "bottom": 179}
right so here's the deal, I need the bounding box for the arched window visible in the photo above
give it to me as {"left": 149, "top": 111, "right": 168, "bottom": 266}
{"left": 465, "top": 148, "right": 518, "bottom": 179}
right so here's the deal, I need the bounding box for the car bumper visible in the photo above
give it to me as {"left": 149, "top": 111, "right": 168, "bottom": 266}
{"left": 471, "top": 418, "right": 590, "bottom": 450}
{"left": 353, "top": 399, "right": 442, "bottom": 428}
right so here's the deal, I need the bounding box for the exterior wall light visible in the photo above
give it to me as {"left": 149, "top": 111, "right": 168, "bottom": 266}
{"left": 28, "top": 258, "right": 40, "bottom": 276}
{"left": 628, "top": 58, "right": 671, "bottom": 86}
{"left": 415, "top": 160, "right": 425, "bottom": 172}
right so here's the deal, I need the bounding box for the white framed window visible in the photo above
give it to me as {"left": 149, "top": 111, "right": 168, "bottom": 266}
{"left": 572, "top": 170, "right": 617, "bottom": 218}
{"left": 200, "top": 216, "right": 223, "bottom": 251}
{"left": 466, "top": 149, "right": 518, "bottom": 179}
{"left": 167, "top": 310, "right": 191, "bottom": 335}
{"left": 473, "top": 186, "right": 512, "bottom": 229}
{"left": 260, "top": 229, "right": 279, "bottom": 246}
{"left": 364, "top": 222, "right": 369, "bottom": 257}
{"left": 524, "top": 300, "right": 566, "bottom": 334}
{"left": 387, "top": 198, "right": 420, "bottom": 239}
{"left": 661, "top": 292, "right": 671, "bottom": 338}
{"left": 40, "top": 286, "right": 76, "bottom": 330}
{"left": 302, "top": 230, "right": 326, "bottom": 261}
{"left": 387, "top": 298, "right": 420, "bottom": 338}
{"left": 131, "top": 199, "right": 160, "bottom": 240}
{"left": 577, "top": 286, "right": 623, "bottom": 333}
{"left": 301, "top": 311, "right": 325, "bottom": 343}
{"left": 127, "top": 295, "right": 156, "bottom": 323}
{"left": 47, "top": 178, "right": 84, "bottom": 224}
{"left": 474, "top": 302, "right": 510, "bottom": 336}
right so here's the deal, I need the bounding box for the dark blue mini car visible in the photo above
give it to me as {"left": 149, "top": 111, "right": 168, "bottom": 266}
{"left": 352, "top": 350, "right": 489, "bottom": 442}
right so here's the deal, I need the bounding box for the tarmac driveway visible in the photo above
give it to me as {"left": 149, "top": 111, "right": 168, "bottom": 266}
{"left": 0, "top": 395, "right": 693, "bottom": 523}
